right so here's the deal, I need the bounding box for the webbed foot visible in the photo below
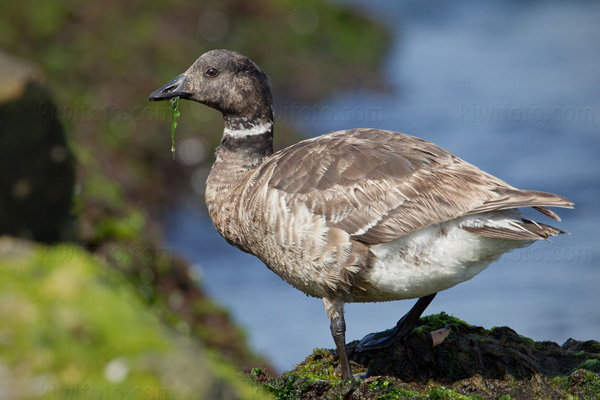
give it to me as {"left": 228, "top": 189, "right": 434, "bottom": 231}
{"left": 357, "top": 293, "right": 437, "bottom": 352}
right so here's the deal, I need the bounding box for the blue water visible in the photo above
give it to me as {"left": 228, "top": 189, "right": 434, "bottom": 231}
{"left": 165, "top": 0, "right": 600, "bottom": 372}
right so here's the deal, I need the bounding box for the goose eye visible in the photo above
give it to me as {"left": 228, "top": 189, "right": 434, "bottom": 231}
{"left": 205, "top": 67, "right": 219, "bottom": 77}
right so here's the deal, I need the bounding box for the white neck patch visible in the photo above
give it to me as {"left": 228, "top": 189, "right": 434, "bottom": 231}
{"left": 223, "top": 122, "right": 273, "bottom": 138}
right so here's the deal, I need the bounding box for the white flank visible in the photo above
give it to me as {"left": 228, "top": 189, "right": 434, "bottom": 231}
{"left": 366, "top": 212, "right": 533, "bottom": 301}
{"left": 223, "top": 122, "right": 273, "bottom": 138}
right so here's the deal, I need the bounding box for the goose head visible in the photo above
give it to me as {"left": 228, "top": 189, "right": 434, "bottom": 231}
{"left": 149, "top": 49, "right": 273, "bottom": 126}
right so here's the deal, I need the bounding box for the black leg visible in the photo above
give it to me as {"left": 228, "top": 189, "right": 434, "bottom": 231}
{"left": 330, "top": 314, "right": 354, "bottom": 381}
{"left": 357, "top": 293, "right": 437, "bottom": 351}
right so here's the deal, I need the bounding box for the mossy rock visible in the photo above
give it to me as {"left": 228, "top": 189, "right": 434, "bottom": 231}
{"left": 0, "top": 237, "right": 270, "bottom": 400}
{"left": 349, "top": 314, "right": 600, "bottom": 384}
{"left": 248, "top": 313, "right": 600, "bottom": 399}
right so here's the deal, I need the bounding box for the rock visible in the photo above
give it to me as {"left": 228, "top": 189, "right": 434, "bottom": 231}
{"left": 0, "top": 236, "right": 269, "bottom": 400}
{"left": 248, "top": 312, "right": 600, "bottom": 399}
{"left": 0, "top": 50, "right": 75, "bottom": 243}
{"left": 348, "top": 313, "right": 599, "bottom": 383}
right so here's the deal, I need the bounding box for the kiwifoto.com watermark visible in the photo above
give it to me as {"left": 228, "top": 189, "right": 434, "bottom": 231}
{"left": 38, "top": 101, "right": 386, "bottom": 124}
{"left": 276, "top": 102, "right": 385, "bottom": 124}
{"left": 460, "top": 102, "right": 595, "bottom": 124}
{"left": 40, "top": 384, "right": 174, "bottom": 400}
{"left": 501, "top": 246, "right": 594, "bottom": 264}
{"left": 36, "top": 243, "right": 174, "bottom": 265}
{"left": 39, "top": 102, "right": 174, "bottom": 123}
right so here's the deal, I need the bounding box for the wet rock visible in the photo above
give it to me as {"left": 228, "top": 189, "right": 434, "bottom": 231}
{"left": 349, "top": 313, "right": 599, "bottom": 383}
{"left": 248, "top": 313, "right": 600, "bottom": 399}
{"left": 0, "top": 50, "right": 75, "bottom": 242}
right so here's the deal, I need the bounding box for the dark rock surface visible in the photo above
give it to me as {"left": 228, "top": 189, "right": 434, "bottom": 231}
{"left": 249, "top": 313, "right": 600, "bottom": 399}
{"left": 0, "top": 51, "right": 75, "bottom": 242}
{"left": 348, "top": 315, "right": 600, "bottom": 384}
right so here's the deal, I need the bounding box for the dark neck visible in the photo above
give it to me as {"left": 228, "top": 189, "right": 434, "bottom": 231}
{"left": 216, "top": 114, "right": 274, "bottom": 168}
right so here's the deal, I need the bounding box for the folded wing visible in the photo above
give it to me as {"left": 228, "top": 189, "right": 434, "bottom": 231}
{"left": 266, "top": 128, "right": 573, "bottom": 245}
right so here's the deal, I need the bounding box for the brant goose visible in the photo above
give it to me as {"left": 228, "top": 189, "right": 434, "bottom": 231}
{"left": 150, "top": 49, "right": 573, "bottom": 381}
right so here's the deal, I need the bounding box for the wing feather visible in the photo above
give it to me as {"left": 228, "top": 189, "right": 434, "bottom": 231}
{"left": 264, "top": 128, "right": 572, "bottom": 245}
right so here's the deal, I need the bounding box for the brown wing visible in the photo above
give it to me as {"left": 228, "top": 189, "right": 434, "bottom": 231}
{"left": 266, "top": 128, "right": 573, "bottom": 245}
{"left": 463, "top": 218, "right": 566, "bottom": 241}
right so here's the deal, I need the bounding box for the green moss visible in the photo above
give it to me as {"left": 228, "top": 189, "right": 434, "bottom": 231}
{"left": 95, "top": 210, "right": 146, "bottom": 241}
{"left": 366, "top": 379, "right": 486, "bottom": 400}
{"left": 572, "top": 370, "right": 600, "bottom": 398}
{"left": 256, "top": 372, "right": 307, "bottom": 400}
{"left": 170, "top": 97, "right": 180, "bottom": 159}
{"left": 368, "top": 378, "right": 421, "bottom": 399}
{"left": 427, "top": 385, "right": 482, "bottom": 400}
{"left": 579, "top": 359, "right": 600, "bottom": 373}
{"left": 551, "top": 370, "right": 600, "bottom": 399}
{"left": 551, "top": 375, "right": 569, "bottom": 391}
{"left": 413, "top": 312, "right": 470, "bottom": 337}
{"left": 249, "top": 359, "right": 358, "bottom": 399}
{"left": 517, "top": 334, "right": 535, "bottom": 345}
{"left": 296, "top": 348, "right": 341, "bottom": 381}
{"left": 0, "top": 238, "right": 270, "bottom": 400}
{"left": 590, "top": 343, "right": 600, "bottom": 354}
